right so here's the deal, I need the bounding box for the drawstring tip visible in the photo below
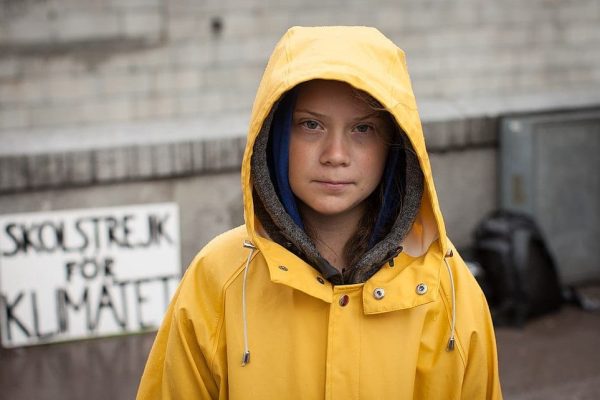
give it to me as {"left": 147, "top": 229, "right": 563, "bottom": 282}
{"left": 241, "top": 351, "right": 251, "bottom": 366}
{"left": 243, "top": 240, "right": 256, "bottom": 249}
{"left": 447, "top": 337, "right": 455, "bottom": 351}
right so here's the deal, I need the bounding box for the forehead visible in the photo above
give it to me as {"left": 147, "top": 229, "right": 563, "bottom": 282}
{"left": 293, "top": 80, "right": 375, "bottom": 115}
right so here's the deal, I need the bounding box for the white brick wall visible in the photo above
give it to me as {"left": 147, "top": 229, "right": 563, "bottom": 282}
{"left": 0, "top": 0, "right": 164, "bottom": 45}
{"left": 0, "top": 0, "right": 599, "bottom": 133}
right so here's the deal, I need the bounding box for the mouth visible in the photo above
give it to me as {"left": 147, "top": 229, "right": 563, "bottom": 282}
{"left": 314, "top": 180, "right": 353, "bottom": 190}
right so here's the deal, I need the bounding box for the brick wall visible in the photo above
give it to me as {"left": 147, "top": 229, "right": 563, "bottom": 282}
{"left": 1, "top": 0, "right": 599, "bottom": 132}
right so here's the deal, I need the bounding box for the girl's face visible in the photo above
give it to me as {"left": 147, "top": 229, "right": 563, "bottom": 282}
{"left": 289, "top": 80, "right": 391, "bottom": 223}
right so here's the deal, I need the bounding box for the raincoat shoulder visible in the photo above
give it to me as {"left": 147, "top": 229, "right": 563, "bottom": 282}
{"left": 136, "top": 225, "right": 250, "bottom": 400}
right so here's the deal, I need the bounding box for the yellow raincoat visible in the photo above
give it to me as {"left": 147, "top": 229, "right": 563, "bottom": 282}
{"left": 137, "top": 26, "right": 502, "bottom": 399}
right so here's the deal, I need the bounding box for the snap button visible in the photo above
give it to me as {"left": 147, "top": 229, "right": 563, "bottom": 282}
{"left": 316, "top": 276, "right": 325, "bottom": 284}
{"left": 416, "top": 283, "right": 428, "bottom": 295}
{"left": 278, "top": 265, "right": 288, "bottom": 271}
{"left": 339, "top": 294, "right": 350, "bottom": 307}
{"left": 373, "top": 288, "right": 385, "bottom": 300}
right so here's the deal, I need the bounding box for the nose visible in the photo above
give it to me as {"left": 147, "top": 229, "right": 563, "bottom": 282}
{"left": 319, "top": 131, "right": 350, "bottom": 166}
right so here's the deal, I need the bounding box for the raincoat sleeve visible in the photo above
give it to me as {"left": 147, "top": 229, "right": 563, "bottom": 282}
{"left": 449, "top": 248, "right": 503, "bottom": 399}
{"left": 136, "top": 253, "right": 227, "bottom": 400}
{"left": 460, "top": 291, "right": 503, "bottom": 399}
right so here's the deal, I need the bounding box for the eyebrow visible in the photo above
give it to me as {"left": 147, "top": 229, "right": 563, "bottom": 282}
{"left": 294, "top": 109, "right": 382, "bottom": 121}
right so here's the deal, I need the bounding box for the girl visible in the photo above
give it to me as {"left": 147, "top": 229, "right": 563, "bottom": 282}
{"left": 137, "top": 26, "right": 502, "bottom": 399}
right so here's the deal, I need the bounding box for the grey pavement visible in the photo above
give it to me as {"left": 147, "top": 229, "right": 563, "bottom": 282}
{"left": 497, "top": 306, "right": 600, "bottom": 400}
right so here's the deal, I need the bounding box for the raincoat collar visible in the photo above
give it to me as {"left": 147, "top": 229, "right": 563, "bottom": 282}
{"left": 255, "top": 234, "right": 441, "bottom": 313}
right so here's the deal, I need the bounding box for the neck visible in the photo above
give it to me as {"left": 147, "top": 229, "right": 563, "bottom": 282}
{"left": 300, "top": 205, "right": 365, "bottom": 271}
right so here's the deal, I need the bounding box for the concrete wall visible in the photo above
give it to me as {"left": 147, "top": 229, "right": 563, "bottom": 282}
{"left": 430, "top": 148, "right": 497, "bottom": 249}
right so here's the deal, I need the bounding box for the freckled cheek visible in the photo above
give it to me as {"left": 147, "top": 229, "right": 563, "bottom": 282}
{"left": 289, "top": 142, "right": 306, "bottom": 171}
{"left": 359, "top": 154, "right": 386, "bottom": 174}
{"left": 290, "top": 139, "right": 315, "bottom": 164}
{"left": 364, "top": 158, "right": 387, "bottom": 191}
{"left": 289, "top": 157, "right": 306, "bottom": 186}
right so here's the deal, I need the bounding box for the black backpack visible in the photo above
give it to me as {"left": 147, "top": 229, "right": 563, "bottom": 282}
{"left": 473, "top": 210, "right": 563, "bottom": 327}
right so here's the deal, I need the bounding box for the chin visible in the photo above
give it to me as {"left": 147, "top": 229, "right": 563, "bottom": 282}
{"left": 307, "top": 201, "right": 361, "bottom": 217}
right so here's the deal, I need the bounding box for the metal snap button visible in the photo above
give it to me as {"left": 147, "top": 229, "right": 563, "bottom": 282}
{"left": 373, "top": 288, "right": 385, "bottom": 300}
{"left": 316, "top": 276, "right": 325, "bottom": 284}
{"left": 416, "top": 283, "right": 428, "bottom": 295}
{"left": 339, "top": 294, "right": 350, "bottom": 307}
{"left": 278, "top": 265, "right": 288, "bottom": 271}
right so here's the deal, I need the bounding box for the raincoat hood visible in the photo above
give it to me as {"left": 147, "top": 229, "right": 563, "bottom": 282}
{"left": 243, "top": 26, "right": 447, "bottom": 281}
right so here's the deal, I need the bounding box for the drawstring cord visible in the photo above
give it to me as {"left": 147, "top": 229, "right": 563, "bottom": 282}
{"left": 241, "top": 240, "right": 257, "bottom": 366}
{"left": 443, "top": 248, "right": 456, "bottom": 351}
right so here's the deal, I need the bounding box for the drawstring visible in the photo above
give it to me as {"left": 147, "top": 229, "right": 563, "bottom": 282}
{"left": 241, "top": 240, "right": 257, "bottom": 366}
{"left": 443, "top": 248, "right": 456, "bottom": 351}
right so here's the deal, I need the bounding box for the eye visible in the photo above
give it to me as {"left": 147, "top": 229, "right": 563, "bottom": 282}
{"left": 353, "top": 123, "right": 374, "bottom": 134}
{"left": 301, "top": 120, "right": 321, "bottom": 130}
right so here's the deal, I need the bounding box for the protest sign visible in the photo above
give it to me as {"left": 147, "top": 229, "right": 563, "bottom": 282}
{"left": 0, "top": 203, "right": 180, "bottom": 348}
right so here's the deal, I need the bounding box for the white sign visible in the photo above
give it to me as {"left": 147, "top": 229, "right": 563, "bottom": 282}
{"left": 0, "top": 203, "right": 181, "bottom": 348}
